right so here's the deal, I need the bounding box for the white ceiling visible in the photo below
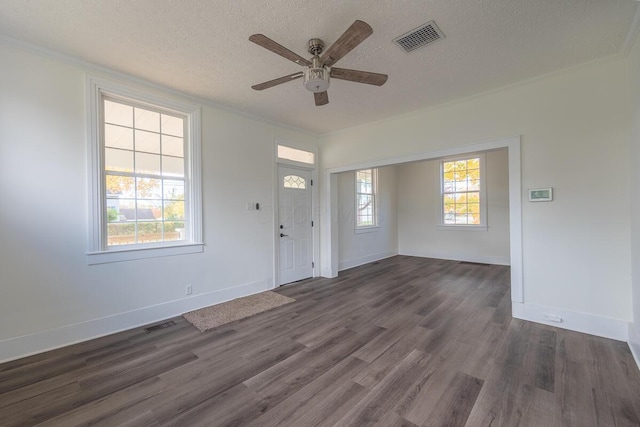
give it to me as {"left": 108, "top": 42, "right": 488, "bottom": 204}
{"left": 0, "top": 0, "right": 638, "bottom": 134}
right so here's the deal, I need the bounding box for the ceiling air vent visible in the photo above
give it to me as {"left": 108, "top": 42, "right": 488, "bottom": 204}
{"left": 393, "top": 21, "right": 445, "bottom": 53}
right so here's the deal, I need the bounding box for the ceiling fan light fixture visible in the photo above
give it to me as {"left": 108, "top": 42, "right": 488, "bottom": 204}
{"left": 249, "top": 20, "right": 386, "bottom": 105}
{"left": 303, "top": 67, "right": 330, "bottom": 93}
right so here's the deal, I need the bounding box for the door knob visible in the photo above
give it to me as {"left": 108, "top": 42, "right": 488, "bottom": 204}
{"left": 280, "top": 233, "right": 288, "bottom": 237}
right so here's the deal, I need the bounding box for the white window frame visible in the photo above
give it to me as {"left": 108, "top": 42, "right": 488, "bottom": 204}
{"left": 86, "top": 76, "right": 203, "bottom": 264}
{"left": 355, "top": 168, "right": 379, "bottom": 232}
{"left": 439, "top": 153, "right": 487, "bottom": 230}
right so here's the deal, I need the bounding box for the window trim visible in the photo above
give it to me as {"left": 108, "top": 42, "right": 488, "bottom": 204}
{"left": 86, "top": 76, "right": 203, "bottom": 264}
{"left": 355, "top": 168, "right": 379, "bottom": 230}
{"left": 439, "top": 153, "right": 487, "bottom": 230}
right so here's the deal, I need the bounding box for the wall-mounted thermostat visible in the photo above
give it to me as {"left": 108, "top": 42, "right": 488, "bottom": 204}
{"left": 529, "top": 188, "right": 553, "bottom": 202}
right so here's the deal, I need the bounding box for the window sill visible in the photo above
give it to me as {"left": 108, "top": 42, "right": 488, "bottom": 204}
{"left": 355, "top": 226, "right": 381, "bottom": 234}
{"left": 436, "top": 225, "right": 488, "bottom": 232}
{"left": 87, "top": 243, "right": 204, "bottom": 265}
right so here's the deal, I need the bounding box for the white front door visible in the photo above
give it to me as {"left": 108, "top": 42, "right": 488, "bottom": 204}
{"left": 278, "top": 166, "right": 313, "bottom": 285}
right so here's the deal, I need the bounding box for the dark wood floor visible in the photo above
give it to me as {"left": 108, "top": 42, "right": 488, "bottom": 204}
{"left": 1, "top": 256, "right": 639, "bottom": 426}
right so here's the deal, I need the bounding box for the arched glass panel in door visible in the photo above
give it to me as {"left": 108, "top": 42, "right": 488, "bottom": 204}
{"left": 283, "top": 174, "right": 306, "bottom": 189}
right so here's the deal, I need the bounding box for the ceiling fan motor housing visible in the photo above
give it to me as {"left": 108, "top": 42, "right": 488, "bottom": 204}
{"left": 303, "top": 66, "right": 330, "bottom": 93}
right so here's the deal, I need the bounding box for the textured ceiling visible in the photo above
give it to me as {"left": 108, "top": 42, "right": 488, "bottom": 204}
{"left": 0, "top": 0, "right": 638, "bottom": 134}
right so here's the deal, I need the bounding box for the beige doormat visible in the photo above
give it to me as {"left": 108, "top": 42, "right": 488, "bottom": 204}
{"left": 183, "top": 291, "right": 295, "bottom": 332}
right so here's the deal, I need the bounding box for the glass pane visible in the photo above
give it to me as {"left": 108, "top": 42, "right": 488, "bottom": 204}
{"left": 137, "top": 221, "right": 163, "bottom": 243}
{"left": 106, "top": 206, "right": 119, "bottom": 223}
{"left": 469, "top": 214, "right": 481, "bottom": 225}
{"left": 357, "top": 194, "right": 372, "bottom": 211}
{"left": 136, "top": 200, "right": 162, "bottom": 220}
{"left": 443, "top": 161, "right": 455, "bottom": 173}
{"left": 161, "top": 114, "right": 184, "bottom": 137}
{"left": 283, "top": 175, "right": 306, "bottom": 189}
{"left": 162, "top": 135, "right": 184, "bottom": 157}
{"left": 135, "top": 107, "right": 160, "bottom": 132}
{"left": 277, "top": 145, "right": 314, "bottom": 164}
{"left": 356, "top": 170, "right": 371, "bottom": 182}
{"left": 164, "top": 180, "right": 185, "bottom": 200}
{"left": 468, "top": 192, "right": 480, "bottom": 204}
{"left": 105, "top": 148, "right": 134, "bottom": 172}
{"left": 455, "top": 181, "right": 467, "bottom": 192}
{"left": 165, "top": 221, "right": 185, "bottom": 241}
{"left": 112, "top": 199, "right": 136, "bottom": 220}
{"left": 454, "top": 160, "right": 466, "bottom": 171}
{"left": 164, "top": 200, "right": 185, "bottom": 220}
{"left": 135, "top": 152, "right": 161, "bottom": 175}
{"left": 443, "top": 202, "right": 455, "bottom": 214}
{"left": 163, "top": 156, "right": 184, "bottom": 177}
{"left": 468, "top": 203, "right": 480, "bottom": 214}
{"left": 106, "top": 175, "right": 135, "bottom": 198}
{"left": 105, "top": 124, "right": 133, "bottom": 150}
{"left": 107, "top": 223, "right": 136, "bottom": 246}
{"left": 443, "top": 214, "right": 455, "bottom": 224}
{"left": 104, "top": 100, "right": 133, "bottom": 127}
{"left": 443, "top": 181, "right": 455, "bottom": 192}
{"left": 467, "top": 158, "right": 480, "bottom": 169}
{"left": 456, "top": 202, "right": 468, "bottom": 214}
{"left": 136, "top": 178, "right": 161, "bottom": 199}
{"left": 443, "top": 171, "right": 455, "bottom": 182}
{"left": 468, "top": 179, "right": 480, "bottom": 191}
{"left": 135, "top": 130, "right": 160, "bottom": 154}
{"left": 455, "top": 214, "right": 468, "bottom": 225}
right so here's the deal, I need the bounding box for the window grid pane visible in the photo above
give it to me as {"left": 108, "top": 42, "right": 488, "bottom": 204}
{"left": 103, "top": 97, "right": 187, "bottom": 246}
{"left": 442, "top": 157, "right": 481, "bottom": 225}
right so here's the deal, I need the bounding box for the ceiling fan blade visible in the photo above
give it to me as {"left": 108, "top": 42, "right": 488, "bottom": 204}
{"left": 320, "top": 20, "right": 373, "bottom": 67}
{"left": 314, "top": 91, "right": 329, "bottom": 106}
{"left": 330, "top": 67, "right": 388, "bottom": 86}
{"left": 251, "top": 72, "right": 304, "bottom": 91}
{"left": 249, "top": 34, "right": 311, "bottom": 66}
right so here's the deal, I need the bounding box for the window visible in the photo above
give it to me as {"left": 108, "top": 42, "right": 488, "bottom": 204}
{"left": 283, "top": 175, "right": 307, "bottom": 189}
{"left": 87, "top": 77, "right": 202, "bottom": 264}
{"left": 441, "top": 154, "right": 485, "bottom": 227}
{"left": 356, "top": 169, "right": 377, "bottom": 228}
{"left": 277, "top": 145, "right": 315, "bottom": 164}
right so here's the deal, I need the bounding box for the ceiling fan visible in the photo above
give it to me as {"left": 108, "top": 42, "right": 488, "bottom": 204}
{"left": 249, "top": 20, "right": 388, "bottom": 106}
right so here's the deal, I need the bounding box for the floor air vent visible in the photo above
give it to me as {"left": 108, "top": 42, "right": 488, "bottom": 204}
{"left": 144, "top": 320, "right": 177, "bottom": 333}
{"left": 393, "top": 21, "right": 445, "bottom": 53}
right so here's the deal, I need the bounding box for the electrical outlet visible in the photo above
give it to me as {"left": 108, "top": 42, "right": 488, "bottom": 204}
{"left": 542, "top": 313, "right": 562, "bottom": 323}
{"left": 185, "top": 285, "right": 193, "bottom": 295}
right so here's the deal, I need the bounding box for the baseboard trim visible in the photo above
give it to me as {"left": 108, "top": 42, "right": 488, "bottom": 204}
{"left": 398, "top": 250, "right": 509, "bottom": 266}
{"left": 338, "top": 251, "right": 398, "bottom": 272}
{"left": 0, "top": 279, "right": 271, "bottom": 364}
{"left": 512, "top": 301, "right": 628, "bottom": 341}
{"left": 629, "top": 322, "right": 640, "bottom": 371}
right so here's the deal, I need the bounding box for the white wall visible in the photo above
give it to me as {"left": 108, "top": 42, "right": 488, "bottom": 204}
{"left": 397, "top": 149, "right": 510, "bottom": 265}
{"left": 320, "top": 57, "right": 632, "bottom": 337}
{"left": 337, "top": 166, "right": 398, "bottom": 270}
{"left": 628, "top": 31, "right": 640, "bottom": 362}
{"left": 0, "top": 43, "right": 318, "bottom": 362}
